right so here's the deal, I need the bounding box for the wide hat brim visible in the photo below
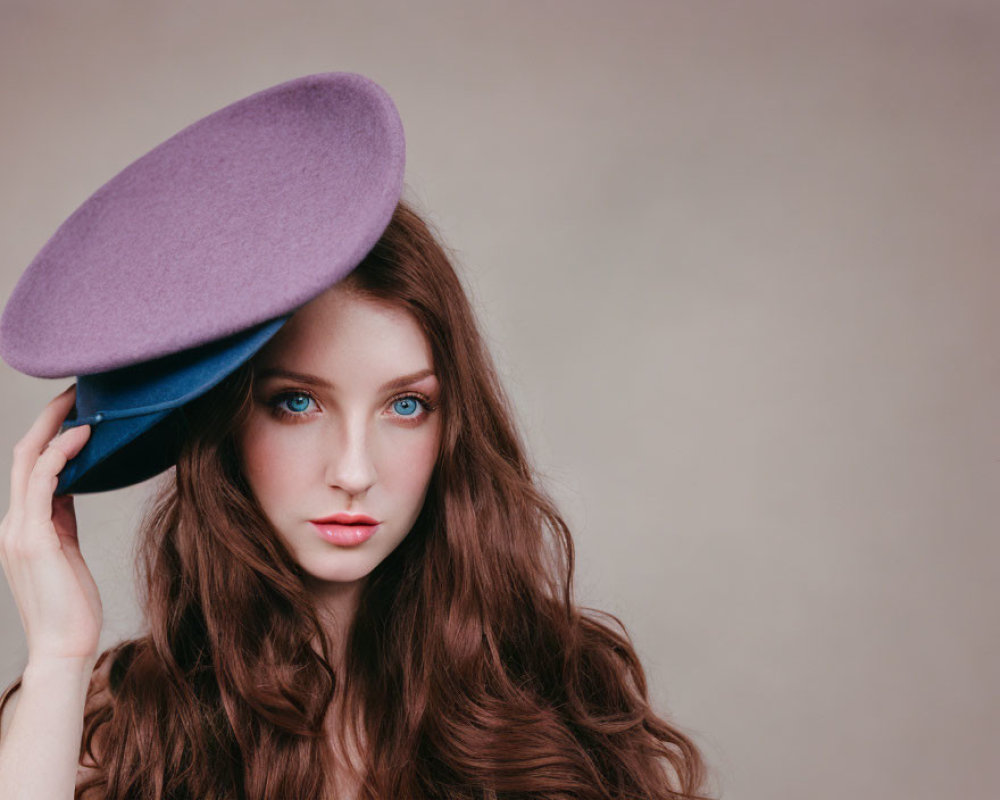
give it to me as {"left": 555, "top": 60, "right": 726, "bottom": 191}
{"left": 0, "top": 71, "right": 406, "bottom": 494}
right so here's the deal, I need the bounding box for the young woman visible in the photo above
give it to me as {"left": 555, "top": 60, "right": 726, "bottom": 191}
{"left": 0, "top": 198, "right": 712, "bottom": 799}
{"left": 0, "top": 72, "right": 712, "bottom": 799}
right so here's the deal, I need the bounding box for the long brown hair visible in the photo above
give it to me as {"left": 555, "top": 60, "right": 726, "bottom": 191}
{"left": 2, "top": 196, "right": 714, "bottom": 799}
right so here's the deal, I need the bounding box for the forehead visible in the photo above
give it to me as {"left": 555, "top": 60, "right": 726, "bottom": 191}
{"left": 251, "top": 284, "right": 434, "bottom": 378}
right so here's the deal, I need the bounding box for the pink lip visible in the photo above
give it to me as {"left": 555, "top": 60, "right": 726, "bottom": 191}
{"left": 310, "top": 521, "right": 380, "bottom": 547}
{"left": 310, "top": 513, "right": 379, "bottom": 525}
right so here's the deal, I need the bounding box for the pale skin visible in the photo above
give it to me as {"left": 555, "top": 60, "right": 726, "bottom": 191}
{"left": 236, "top": 283, "right": 442, "bottom": 671}
{"left": 0, "top": 283, "right": 443, "bottom": 798}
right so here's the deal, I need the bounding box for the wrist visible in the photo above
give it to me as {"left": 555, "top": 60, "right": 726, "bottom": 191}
{"left": 23, "top": 654, "right": 98, "bottom": 685}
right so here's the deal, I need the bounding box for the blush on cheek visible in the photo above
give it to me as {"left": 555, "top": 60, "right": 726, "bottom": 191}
{"left": 400, "top": 431, "right": 440, "bottom": 488}
{"left": 244, "top": 447, "right": 301, "bottom": 493}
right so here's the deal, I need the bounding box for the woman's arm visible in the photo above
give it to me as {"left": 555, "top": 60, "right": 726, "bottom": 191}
{"left": 0, "top": 384, "right": 104, "bottom": 799}
{"left": 0, "top": 656, "right": 97, "bottom": 799}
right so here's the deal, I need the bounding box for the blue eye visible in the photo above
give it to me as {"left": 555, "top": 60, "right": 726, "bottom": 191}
{"left": 392, "top": 396, "right": 421, "bottom": 417}
{"left": 388, "top": 392, "right": 436, "bottom": 423}
{"left": 268, "top": 391, "right": 316, "bottom": 419}
{"left": 284, "top": 394, "right": 313, "bottom": 413}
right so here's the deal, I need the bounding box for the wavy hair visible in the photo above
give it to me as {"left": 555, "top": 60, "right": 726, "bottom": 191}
{"left": 1, "top": 196, "right": 713, "bottom": 799}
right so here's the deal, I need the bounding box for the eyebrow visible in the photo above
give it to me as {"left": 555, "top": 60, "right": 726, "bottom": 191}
{"left": 254, "top": 366, "right": 437, "bottom": 394}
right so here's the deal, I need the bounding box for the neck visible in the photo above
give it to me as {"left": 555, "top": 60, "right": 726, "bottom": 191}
{"left": 304, "top": 574, "right": 366, "bottom": 670}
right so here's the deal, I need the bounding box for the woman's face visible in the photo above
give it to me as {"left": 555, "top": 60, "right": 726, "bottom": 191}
{"left": 235, "top": 283, "right": 441, "bottom": 591}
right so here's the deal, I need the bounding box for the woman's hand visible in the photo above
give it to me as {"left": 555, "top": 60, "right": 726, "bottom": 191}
{"left": 0, "top": 384, "right": 102, "bottom": 665}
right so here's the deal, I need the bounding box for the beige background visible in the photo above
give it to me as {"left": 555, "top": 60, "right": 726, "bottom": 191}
{"left": 1, "top": 1, "right": 998, "bottom": 798}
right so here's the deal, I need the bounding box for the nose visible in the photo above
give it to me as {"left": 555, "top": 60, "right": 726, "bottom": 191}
{"left": 323, "top": 413, "right": 377, "bottom": 497}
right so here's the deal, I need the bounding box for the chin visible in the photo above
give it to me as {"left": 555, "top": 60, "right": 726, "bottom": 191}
{"left": 300, "top": 558, "right": 378, "bottom": 585}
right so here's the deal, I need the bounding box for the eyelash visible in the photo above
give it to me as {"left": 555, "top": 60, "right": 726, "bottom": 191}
{"left": 264, "top": 389, "right": 438, "bottom": 424}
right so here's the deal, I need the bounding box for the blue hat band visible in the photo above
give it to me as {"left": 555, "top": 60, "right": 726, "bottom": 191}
{"left": 61, "top": 315, "right": 290, "bottom": 432}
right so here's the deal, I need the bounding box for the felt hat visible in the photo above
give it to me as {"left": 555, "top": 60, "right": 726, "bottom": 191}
{"left": 0, "top": 71, "right": 406, "bottom": 496}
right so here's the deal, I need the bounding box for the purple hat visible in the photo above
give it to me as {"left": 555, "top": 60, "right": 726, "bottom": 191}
{"left": 0, "top": 71, "right": 406, "bottom": 495}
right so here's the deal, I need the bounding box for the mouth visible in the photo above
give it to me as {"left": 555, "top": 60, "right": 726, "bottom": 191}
{"left": 310, "top": 513, "right": 379, "bottom": 525}
{"left": 310, "top": 519, "right": 380, "bottom": 547}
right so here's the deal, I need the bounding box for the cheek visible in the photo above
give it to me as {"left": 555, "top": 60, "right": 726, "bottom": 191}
{"left": 237, "top": 423, "right": 313, "bottom": 498}
{"left": 380, "top": 424, "right": 440, "bottom": 497}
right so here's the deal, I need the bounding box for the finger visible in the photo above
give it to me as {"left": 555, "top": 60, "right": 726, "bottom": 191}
{"left": 51, "top": 494, "right": 87, "bottom": 561}
{"left": 51, "top": 494, "right": 79, "bottom": 545}
{"left": 23, "top": 424, "right": 91, "bottom": 528}
{"left": 10, "top": 384, "right": 79, "bottom": 513}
